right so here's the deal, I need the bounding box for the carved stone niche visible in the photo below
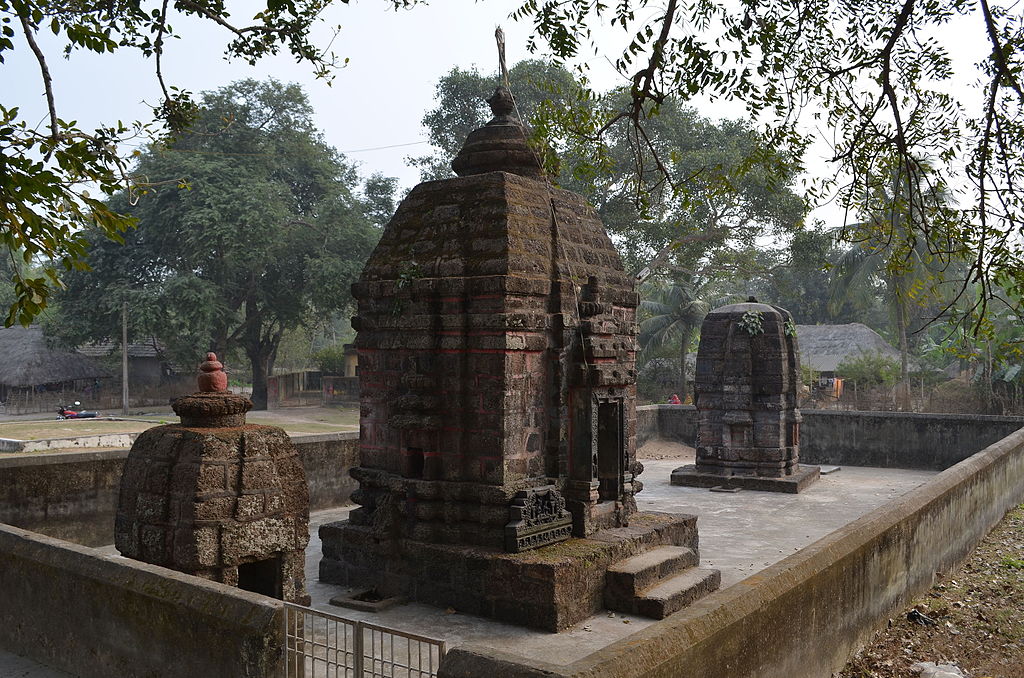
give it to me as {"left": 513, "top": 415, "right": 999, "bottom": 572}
{"left": 504, "top": 485, "right": 573, "bottom": 553}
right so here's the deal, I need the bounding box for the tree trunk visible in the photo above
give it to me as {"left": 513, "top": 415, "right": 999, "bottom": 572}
{"left": 984, "top": 340, "right": 995, "bottom": 412}
{"left": 249, "top": 349, "right": 270, "bottom": 410}
{"left": 246, "top": 327, "right": 283, "bottom": 411}
{"left": 895, "top": 295, "right": 911, "bottom": 411}
{"left": 679, "top": 328, "right": 690, "bottom": 403}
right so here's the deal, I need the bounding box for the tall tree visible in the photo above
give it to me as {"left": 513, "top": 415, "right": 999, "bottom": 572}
{"left": 718, "top": 225, "right": 888, "bottom": 326}
{"left": 3, "top": 0, "right": 409, "bottom": 326}
{"left": 410, "top": 60, "right": 584, "bottom": 182}
{"left": 515, "top": 0, "right": 1024, "bottom": 324}
{"left": 52, "top": 79, "right": 386, "bottom": 409}
{"left": 828, "top": 163, "right": 961, "bottom": 407}
{"left": 586, "top": 92, "right": 805, "bottom": 278}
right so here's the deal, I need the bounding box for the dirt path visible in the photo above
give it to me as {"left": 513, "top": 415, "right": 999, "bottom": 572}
{"left": 839, "top": 504, "right": 1024, "bottom": 677}
{"left": 637, "top": 438, "right": 695, "bottom": 461}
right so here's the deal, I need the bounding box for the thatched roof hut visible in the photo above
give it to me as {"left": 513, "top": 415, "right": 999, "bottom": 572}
{"left": 77, "top": 338, "right": 163, "bottom": 359}
{"left": 0, "top": 326, "right": 112, "bottom": 388}
{"left": 796, "top": 323, "right": 902, "bottom": 374}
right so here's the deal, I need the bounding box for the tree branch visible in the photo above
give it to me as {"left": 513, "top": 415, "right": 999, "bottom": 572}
{"left": 979, "top": 0, "right": 1024, "bottom": 104}
{"left": 630, "top": 0, "right": 678, "bottom": 108}
{"left": 174, "top": 0, "right": 275, "bottom": 37}
{"left": 17, "top": 12, "right": 58, "bottom": 142}
{"left": 154, "top": 0, "right": 172, "bottom": 103}
{"left": 878, "top": 0, "right": 916, "bottom": 164}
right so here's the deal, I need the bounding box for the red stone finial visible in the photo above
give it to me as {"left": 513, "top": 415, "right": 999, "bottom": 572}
{"left": 198, "top": 352, "right": 228, "bottom": 392}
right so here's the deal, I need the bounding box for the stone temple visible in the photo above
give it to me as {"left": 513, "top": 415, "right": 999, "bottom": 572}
{"left": 671, "top": 299, "right": 820, "bottom": 492}
{"left": 115, "top": 353, "right": 311, "bottom": 604}
{"left": 319, "top": 86, "right": 719, "bottom": 631}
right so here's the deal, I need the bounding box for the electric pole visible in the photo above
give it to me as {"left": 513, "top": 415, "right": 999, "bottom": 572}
{"left": 122, "top": 300, "right": 129, "bottom": 416}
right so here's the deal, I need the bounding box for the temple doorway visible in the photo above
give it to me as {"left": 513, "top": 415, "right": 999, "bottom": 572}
{"left": 597, "top": 400, "right": 623, "bottom": 501}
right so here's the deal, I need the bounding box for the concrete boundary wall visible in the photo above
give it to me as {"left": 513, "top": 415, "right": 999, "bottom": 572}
{"left": 0, "top": 432, "right": 140, "bottom": 453}
{"left": 0, "top": 523, "right": 283, "bottom": 677}
{"left": 0, "top": 449, "right": 127, "bottom": 546}
{"left": 800, "top": 410, "right": 1024, "bottom": 469}
{"left": 637, "top": 404, "right": 1024, "bottom": 470}
{"left": 439, "top": 425, "right": 1024, "bottom": 678}
{"left": 0, "top": 431, "right": 358, "bottom": 546}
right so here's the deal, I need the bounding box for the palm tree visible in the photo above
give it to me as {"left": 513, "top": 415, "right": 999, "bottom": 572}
{"left": 827, "top": 238, "right": 922, "bottom": 389}
{"left": 638, "top": 280, "right": 710, "bottom": 403}
{"left": 828, "top": 163, "right": 960, "bottom": 409}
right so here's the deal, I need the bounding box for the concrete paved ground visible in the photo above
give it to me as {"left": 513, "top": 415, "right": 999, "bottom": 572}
{"left": 304, "top": 449, "right": 936, "bottom": 666}
{"left": 1, "top": 445, "right": 936, "bottom": 674}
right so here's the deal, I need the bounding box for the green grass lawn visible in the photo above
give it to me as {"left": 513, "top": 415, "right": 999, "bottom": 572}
{"left": 0, "top": 420, "right": 159, "bottom": 440}
{"left": 0, "top": 406, "right": 359, "bottom": 445}
{"left": 248, "top": 407, "right": 359, "bottom": 430}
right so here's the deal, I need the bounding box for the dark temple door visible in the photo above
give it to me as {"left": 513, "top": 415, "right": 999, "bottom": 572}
{"left": 597, "top": 400, "right": 623, "bottom": 501}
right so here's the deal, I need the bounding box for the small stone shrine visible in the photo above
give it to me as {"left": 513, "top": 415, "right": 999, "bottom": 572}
{"left": 671, "top": 299, "right": 819, "bottom": 493}
{"left": 319, "top": 65, "right": 720, "bottom": 631}
{"left": 115, "top": 353, "right": 310, "bottom": 604}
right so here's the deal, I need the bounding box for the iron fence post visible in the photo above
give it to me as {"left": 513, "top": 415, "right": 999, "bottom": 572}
{"left": 353, "top": 619, "right": 364, "bottom": 678}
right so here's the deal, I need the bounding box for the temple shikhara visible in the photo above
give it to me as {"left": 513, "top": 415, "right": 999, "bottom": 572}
{"left": 672, "top": 299, "right": 820, "bottom": 493}
{"left": 319, "top": 84, "right": 719, "bottom": 631}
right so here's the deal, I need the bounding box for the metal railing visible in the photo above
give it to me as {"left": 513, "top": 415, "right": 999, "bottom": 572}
{"left": 283, "top": 603, "right": 446, "bottom": 678}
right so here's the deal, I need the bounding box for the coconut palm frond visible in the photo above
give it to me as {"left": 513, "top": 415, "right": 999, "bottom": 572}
{"left": 639, "top": 299, "right": 673, "bottom": 316}
{"left": 828, "top": 245, "right": 882, "bottom": 316}
{"left": 639, "top": 315, "right": 681, "bottom": 349}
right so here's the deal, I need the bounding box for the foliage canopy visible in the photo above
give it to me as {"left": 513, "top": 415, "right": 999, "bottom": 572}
{"left": 414, "top": 60, "right": 806, "bottom": 277}
{"left": 835, "top": 351, "right": 902, "bottom": 387}
{"left": 512, "top": 0, "right": 1024, "bottom": 329}
{"left": 0, "top": 0, "right": 410, "bottom": 326}
{"left": 51, "top": 79, "right": 384, "bottom": 409}
{"left": 7, "top": 0, "right": 1024, "bottom": 340}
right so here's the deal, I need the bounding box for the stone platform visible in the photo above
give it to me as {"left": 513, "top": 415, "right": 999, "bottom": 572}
{"left": 670, "top": 463, "right": 821, "bottom": 493}
{"left": 319, "top": 511, "right": 700, "bottom": 631}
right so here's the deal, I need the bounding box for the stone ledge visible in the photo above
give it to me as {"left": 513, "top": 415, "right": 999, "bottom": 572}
{"left": 0, "top": 523, "right": 283, "bottom": 678}
{"left": 329, "top": 590, "right": 407, "bottom": 612}
{"left": 669, "top": 464, "right": 820, "bottom": 493}
{"left": 319, "top": 511, "right": 697, "bottom": 632}
{"left": 288, "top": 431, "right": 359, "bottom": 444}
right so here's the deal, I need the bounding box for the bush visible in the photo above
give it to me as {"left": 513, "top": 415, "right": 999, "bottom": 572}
{"left": 835, "top": 351, "right": 901, "bottom": 387}
{"left": 636, "top": 357, "right": 676, "bottom": 403}
{"left": 313, "top": 344, "right": 348, "bottom": 375}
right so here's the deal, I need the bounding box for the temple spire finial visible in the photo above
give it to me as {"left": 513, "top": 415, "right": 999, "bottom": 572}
{"left": 496, "top": 26, "right": 509, "bottom": 88}
{"left": 450, "top": 27, "right": 544, "bottom": 178}
{"left": 198, "top": 352, "right": 228, "bottom": 392}
{"left": 487, "top": 26, "right": 516, "bottom": 122}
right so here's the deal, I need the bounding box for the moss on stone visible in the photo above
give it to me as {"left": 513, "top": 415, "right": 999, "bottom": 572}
{"left": 630, "top": 512, "right": 673, "bottom": 525}
{"left": 505, "top": 538, "right": 607, "bottom": 564}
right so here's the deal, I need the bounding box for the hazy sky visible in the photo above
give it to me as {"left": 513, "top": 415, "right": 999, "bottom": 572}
{"left": 4, "top": 1, "right": 757, "bottom": 189}
{"left": 4, "top": 2, "right": 554, "bottom": 188}
{"left": 2, "top": 1, "right": 992, "bottom": 219}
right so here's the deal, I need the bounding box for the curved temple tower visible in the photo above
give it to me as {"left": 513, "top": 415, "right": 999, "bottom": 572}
{"left": 671, "top": 299, "right": 820, "bottom": 493}
{"left": 319, "top": 86, "right": 719, "bottom": 631}
{"left": 349, "top": 86, "right": 640, "bottom": 544}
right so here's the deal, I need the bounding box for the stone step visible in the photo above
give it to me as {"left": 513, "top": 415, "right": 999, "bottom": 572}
{"left": 606, "top": 546, "right": 698, "bottom": 600}
{"left": 634, "top": 567, "right": 721, "bottom": 619}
